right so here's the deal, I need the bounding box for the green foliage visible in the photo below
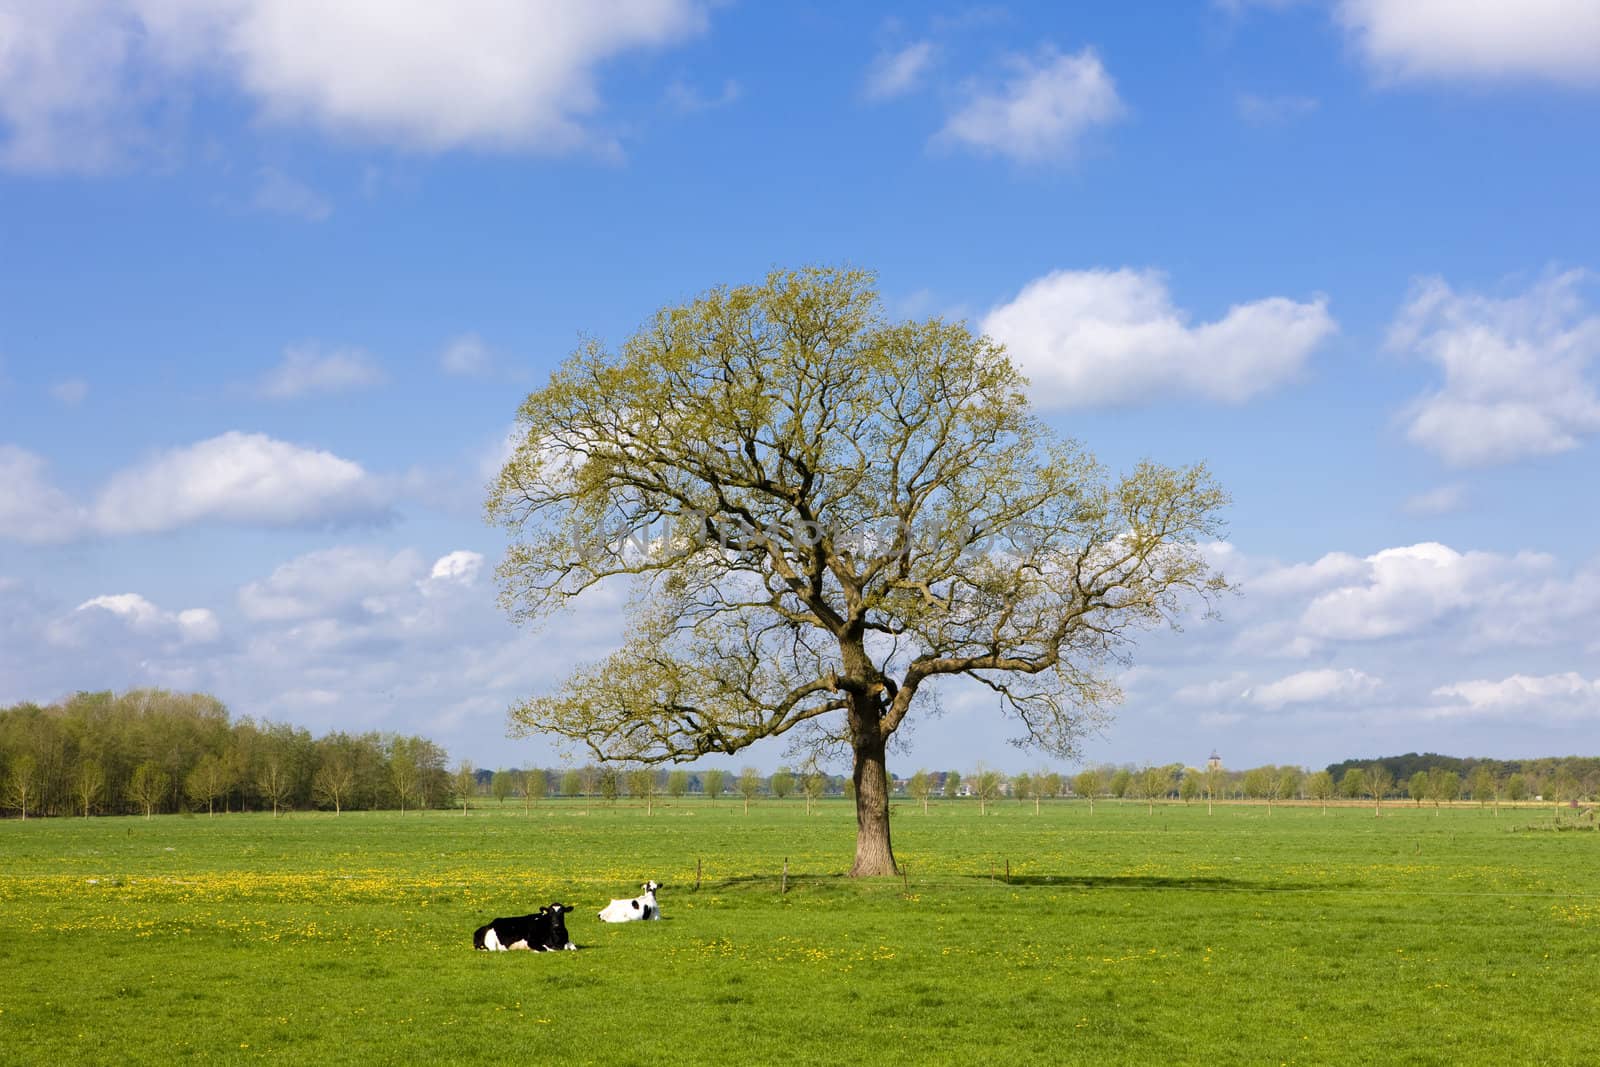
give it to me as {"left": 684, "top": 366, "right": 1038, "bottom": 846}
{"left": 703, "top": 769, "right": 727, "bottom": 802}
{"left": 1109, "top": 769, "right": 1132, "bottom": 799}
{"left": 768, "top": 767, "right": 795, "bottom": 800}
{"left": 666, "top": 770, "right": 690, "bottom": 799}
{"left": 560, "top": 769, "right": 583, "bottom": 798}
{"left": 942, "top": 771, "right": 962, "bottom": 800}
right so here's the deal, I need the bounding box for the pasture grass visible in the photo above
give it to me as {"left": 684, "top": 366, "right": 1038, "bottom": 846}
{"left": 2, "top": 798, "right": 1598, "bottom": 1065}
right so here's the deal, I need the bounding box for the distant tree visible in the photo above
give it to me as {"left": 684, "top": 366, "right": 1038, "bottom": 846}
{"left": 1277, "top": 768, "right": 1302, "bottom": 806}
{"left": 258, "top": 754, "right": 294, "bottom": 818}
{"left": 1430, "top": 768, "right": 1460, "bottom": 814}
{"left": 769, "top": 766, "right": 795, "bottom": 801}
{"left": 1179, "top": 773, "right": 1200, "bottom": 805}
{"left": 1073, "top": 768, "right": 1102, "bottom": 814}
{"left": 127, "top": 761, "right": 169, "bottom": 819}
{"left": 312, "top": 755, "right": 356, "bottom": 815}
{"left": 1306, "top": 770, "right": 1335, "bottom": 814}
{"left": 389, "top": 743, "right": 421, "bottom": 815}
{"left": 522, "top": 769, "right": 547, "bottom": 813}
{"left": 1012, "top": 773, "right": 1035, "bottom": 812}
{"left": 667, "top": 769, "right": 690, "bottom": 800}
{"left": 560, "top": 769, "right": 582, "bottom": 798}
{"left": 973, "top": 768, "right": 1005, "bottom": 815}
{"left": 491, "top": 769, "right": 515, "bottom": 805}
{"left": 908, "top": 770, "right": 933, "bottom": 814}
{"left": 703, "top": 768, "right": 727, "bottom": 804}
{"left": 3, "top": 754, "right": 37, "bottom": 820}
{"left": 1202, "top": 763, "right": 1225, "bottom": 815}
{"left": 1110, "top": 769, "right": 1132, "bottom": 800}
{"left": 1366, "top": 764, "right": 1393, "bottom": 817}
{"left": 1340, "top": 769, "right": 1366, "bottom": 800}
{"left": 1464, "top": 766, "right": 1493, "bottom": 809}
{"left": 1408, "top": 771, "right": 1430, "bottom": 807}
{"left": 452, "top": 761, "right": 476, "bottom": 814}
{"left": 1242, "top": 767, "right": 1271, "bottom": 809}
{"left": 1039, "top": 771, "right": 1063, "bottom": 800}
{"left": 598, "top": 766, "right": 621, "bottom": 804}
{"left": 1136, "top": 765, "right": 1171, "bottom": 815}
{"left": 737, "top": 766, "right": 762, "bottom": 813}
{"left": 579, "top": 765, "right": 601, "bottom": 811}
{"left": 1505, "top": 773, "right": 1528, "bottom": 803}
{"left": 802, "top": 769, "right": 827, "bottom": 814}
{"left": 943, "top": 770, "right": 962, "bottom": 800}
{"left": 628, "top": 767, "right": 658, "bottom": 815}
{"left": 74, "top": 759, "right": 106, "bottom": 817}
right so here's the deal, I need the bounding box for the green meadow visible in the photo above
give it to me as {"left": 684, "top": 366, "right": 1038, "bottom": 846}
{"left": 2, "top": 798, "right": 1597, "bottom": 1065}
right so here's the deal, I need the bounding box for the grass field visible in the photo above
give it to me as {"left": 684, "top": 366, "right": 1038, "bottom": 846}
{"left": 2, "top": 798, "right": 1597, "bottom": 1065}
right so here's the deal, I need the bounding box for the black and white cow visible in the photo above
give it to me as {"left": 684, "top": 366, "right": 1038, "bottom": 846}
{"left": 598, "top": 880, "right": 662, "bottom": 923}
{"left": 473, "top": 903, "right": 577, "bottom": 951}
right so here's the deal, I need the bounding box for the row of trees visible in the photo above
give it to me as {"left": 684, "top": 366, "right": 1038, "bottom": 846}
{"left": 0, "top": 690, "right": 454, "bottom": 818}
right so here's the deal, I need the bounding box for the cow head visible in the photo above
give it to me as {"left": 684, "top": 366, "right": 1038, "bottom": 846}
{"left": 641, "top": 880, "right": 662, "bottom": 893}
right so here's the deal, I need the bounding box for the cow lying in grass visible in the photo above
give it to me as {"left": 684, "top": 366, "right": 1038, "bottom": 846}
{"left": 473, "top": 903, "right": 577, "bottom": 951}
{"left": 598, "top": 880, "right": 662, "bottom": 923}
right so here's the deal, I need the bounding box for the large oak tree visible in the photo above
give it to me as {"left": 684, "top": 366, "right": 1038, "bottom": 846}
{"left": 489, "top": 267, "right": 1228, "bottom": 876}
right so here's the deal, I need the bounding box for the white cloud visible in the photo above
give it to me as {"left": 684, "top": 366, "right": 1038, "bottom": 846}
{"left": 49, "top": 379, "right": 89, "bottom": 406}
{"left": 67, "top": 593, "right": 220, "bottom": 645}
{"left": 937, "top": 46, "right": 1123, "bottom": 164}
{"left": 429, "top": 550, "right": 484, "bottom": 584}
{"left": 864, "top": 41, "right": 936, "bottom": 101}
{"left": 0, "top": 0, "right": 712, "bottom": 171}
{"left": 1247, "top": 667, "right": 1382, "bottom": 709}
{"left": 238, "top": 546, "right": 425, "bottom": 622}
{"left": 440, "top": 334, "right": 492, "bottom": 377}
{"left": 1337, "top": 0, "right": 1600, "bottom": 87}
{"left": 1430, "top": 672, "right": 1600, "bottom": 719}
{"left": 1390, "top": 271, "right": 1600, "bottom": 466}
{"left": 92, "top": 431, "right": 390, "bottom": 534}
{"left": 1403, "top": 484, "right": 1465, "bottom": 516}
{"left": 981, "top": 268, "right": 1337, "bottom": 408}
{"left": 1299, "top": 542, "right": 1527, "bottom": 641}
{"left": 250, "top": 167, "right": 332, "bottom": 221}
{"left": 259, "top": 345, "right": 385, "bottom": 399}
{"left": 0, "top": 446, "right": 85, "bottom": 543}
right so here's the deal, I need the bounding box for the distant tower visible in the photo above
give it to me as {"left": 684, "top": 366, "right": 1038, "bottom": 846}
{"left": 1207, "top": 751, "right": 1222, "bottom": 772}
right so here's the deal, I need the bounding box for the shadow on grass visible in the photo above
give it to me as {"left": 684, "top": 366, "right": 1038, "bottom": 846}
{"left": 701, "top": 871, "right": 1354, "bottom": 893}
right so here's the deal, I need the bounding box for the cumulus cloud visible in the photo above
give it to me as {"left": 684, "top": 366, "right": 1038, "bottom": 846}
{"left": 64, "top": 593, "right": 221, "bottom": 645}
{"left": 257, "top": 345, "right": 384, "bottom": 399}
{"left": 1430, "top": 672, "right": 1600, "bottom": 719}
{"left": 864, "top": 41, "right": 936, "bottom": 101}
{"left": 429, "top": 550, "right": 484, "bottom": 584}
{"left": 937, "top": 46, "right": 1123, "bottom": 164}
{"left": 1390, "top": 270, "right": 1600, "bottom": 466}
{"left": 0, "top": 445, "right": 85, "bottom": 543}
{"left": 0, "top": 0, "right": 711, "bottom": 171}
{"left": 1337, "top": 0, "right": 1600, "bottom": 87}
{"left": 981, "top": 268, "right": 1337, "bottom": 408}
{"left": 1299, "top": 542, "right": 1534, "bottom": 641}
{"left": 92, "top": 431, "right": 390, "bottom": 534}
{"left": 238, "top": 546, "right": 426, "bottom": 622}
{"left": 1246, "top": 667, "right": 1382, "bottom": 709}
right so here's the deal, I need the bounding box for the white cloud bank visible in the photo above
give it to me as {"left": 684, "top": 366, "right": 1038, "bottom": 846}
{"left": 1246, "top": 667, "right": 1382, "bottom": 710}
{"left": 1391, "top": 270, "right": 1600, "bottom": 466}
{"left": 0, "top": 0, "right": 710, "bottom": 171}
{"left": 1337, "top": 0, "right": 1600, "bottom": 87}
{"left": 93, "top": 432, "right": 390, "bottom": 535}
{"left": 1431, "top": 672, "right": 1600, "bottom": 719}
{"left": 56, "top": 593, "right": 221, "bottom": 647}
{"left": 981, "top": 268, "right": 1336, "bottom": 408}
{"left": 937, "top": 47, "right": 1123, "bottom": 164}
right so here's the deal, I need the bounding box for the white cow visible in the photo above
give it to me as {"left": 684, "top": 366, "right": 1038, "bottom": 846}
{"left": 598, "top": 880, "right": 662, "bottom": 922}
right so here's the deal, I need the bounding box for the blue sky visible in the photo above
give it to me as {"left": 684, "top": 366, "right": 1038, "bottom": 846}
{"left": 2, "top": 1, "right": 1598, "bottom": 775}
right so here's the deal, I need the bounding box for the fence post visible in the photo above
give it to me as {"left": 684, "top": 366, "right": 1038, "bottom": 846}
{"left": 781, "top": 857, "right": 788, "bottom": 895}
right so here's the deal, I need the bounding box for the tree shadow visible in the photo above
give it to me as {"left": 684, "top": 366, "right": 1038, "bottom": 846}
{"left": 980, "top": 873, "right": 1353, "bottom": 892}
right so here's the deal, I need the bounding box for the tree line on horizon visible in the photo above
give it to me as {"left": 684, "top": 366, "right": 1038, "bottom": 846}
{"left": 0, "top": 689, "right": 453, "bottom": 819}
{"left": 7, "top": 690, "right": 1600, "bottom": 820}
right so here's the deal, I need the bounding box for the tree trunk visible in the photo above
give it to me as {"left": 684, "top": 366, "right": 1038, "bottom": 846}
{"left": 847, "top": 710, "right": 897, "bottom": 877}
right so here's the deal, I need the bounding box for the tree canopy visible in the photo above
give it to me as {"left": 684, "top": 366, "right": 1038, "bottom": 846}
{"left": 489, "top": 266, "right": 1229, "bottom": 875}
